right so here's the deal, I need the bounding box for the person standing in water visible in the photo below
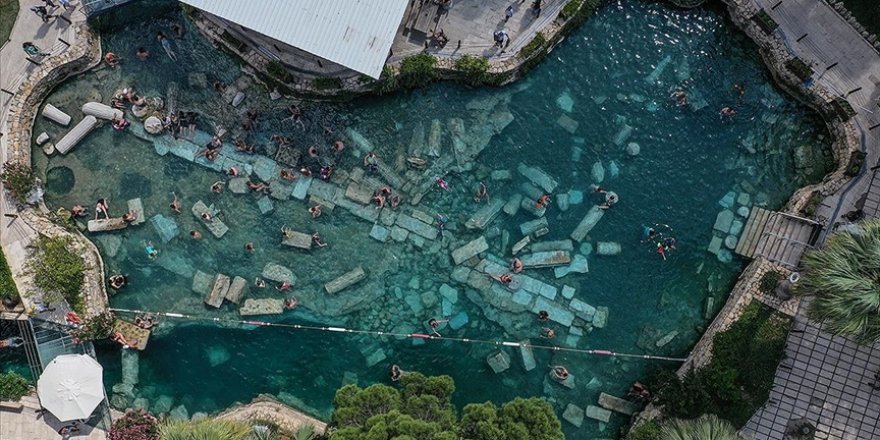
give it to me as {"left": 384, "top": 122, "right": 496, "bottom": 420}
{"left": 157, "top": 32, "right": 177, "bottom": 61}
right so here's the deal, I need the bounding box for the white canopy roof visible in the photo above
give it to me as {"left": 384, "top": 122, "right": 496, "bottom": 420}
{"left": 181, "top": 0, "right": 408, "bottom": 78}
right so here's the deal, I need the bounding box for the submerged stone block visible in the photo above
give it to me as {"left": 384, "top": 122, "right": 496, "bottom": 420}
{"left": 325, "top": 267, "right": 366, "bottom": 294}
{"left": 451, "top": 236, "right": 489, "bottom": 265}
{"left": 718, "top": 191, "right": 736, "bottom": 209}
{"left": 503, "top": 193, "right": 524, "bottom": 216}
{"left": 519, "top": 340, "right": 536, "bottom": 371}
{"left": 292, "top": 176, "right": 313, "bottom": 200}
{"left": 713, "top": 210, "right": 735, "bottom": 233}
{"left": 257, "top": 196, "right": 274, "bottom": 215}
{"left": 487, "top": 350, "right": 511, "bottom": 373}
{"left": 520, "top": 217, "right": 549, "bottom": 236}
{"left": 390, "top": 226, "right": 409, "bottom": 242}
{"left": 365, "top": 348, "right": 387, "bottom": 367}
{"left": 191, "top": 270, "right": 213, "bottom": 295}
{"left": 239, "top": 298, "right": 284, "bottom": 316}
{"left": 226, "top": 276, "right": 247, "bottom": 304}
{"left": 598, "top": 393, "right": 640, "bottom": 416}
{"left": 569, "top": 298, "right": 596, "bottom": 321}
{"left": 520, "top": 251, "right": 571, "bottom": 268}
{"left": 262, "top": 263, "right": 295, "bottom": 283}
{"left": 556, "top": 114, "right": 579, "bottom": 134}
{"left": 370, "top": 224, "right": 391, "bottom": 242}
{"left": 532, "top": 297, "right": 574, "bottom": 326}
{"left": 563, "top": 404, "right": 584, "bottom": 427}
{"left": 585, "top": 405, "right": 612, "bottom": 423}
{"left": 465, "top": 198, "right": 505, "bottom": 230}
{"left": 126, "top": 198, "right": 145, "bottom": 225}
{"left": 554, "top": 254, "right": 589, "bottom": 278}
{"left": 448, "top": 311, "right": 469, "bottom": 330}
{"left": 570, "top": 206, "right": 604, "bottom": 242}
{"left": 150, "top": 214, "right": 180, "bottom": 243}
{"left": 530, "top": 240, "right": 574, "bottom": 253}
{"left": 517, "top": 163, "right": 558, "bottom": 193}
{"left": 205, "top": 274, "right": 230, "bottom": 308}
{"left": 592, "top": 306, "right": 608, "bottom": 328}
{"left": 396, "top": 213, "right": 438, "bottom": 240}
{"left": 596, "top": 242, "right": 621, "bottom": 256}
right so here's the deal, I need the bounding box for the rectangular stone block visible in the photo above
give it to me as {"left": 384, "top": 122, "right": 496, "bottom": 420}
{"left": 239, "top": 298, "right": 284, "bottom": 316}
{"left": 126, "top": 198, "right": 145, "bottom": 225}
{"left": 570, "top": 205, "right": 604, "bottom": 242}
{"left": 519, "top": 251, "right": 571, "bottom": 268}
{"left": 451, "top": 236, "right": 489, "bottom": 265}
{"left": 520, "top": 217, "right": 549, "bottom": 236}
{"left": 205, "top": 274, "right": 230, "bottom": 308}
{"left": 281, "top": 230, "right": 312, "bottom": 249}
{"left": 396, "top": 213, "right": 438, "bottom": 240}
{"left": 585, "top": 405, "right": 612, "bottom": 423}
{"left": 325, "top": 266, "right": 366, "bottom": 294}
{"left": 532, "top": 297, "right": 574, "bottom": 326}
{"left": 517, "top": 163, "right": 559, "bottom": 193}
{"left": 465, "top": 198, "right": 505, "bottom": 230}
{"left": 598, "top": 393, "right": 640, "bottom": 416}
{"left": 292, "top": 176, "right": 313, "bottom": 200}
{"left": 225, "top": 276, "right": 247, "bottom": 304}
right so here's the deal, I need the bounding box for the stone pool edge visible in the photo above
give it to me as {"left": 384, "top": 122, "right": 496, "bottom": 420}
{"left": 629, "top": 0, "right": 863, "bottom": 429}
{"left": 0, "top": 21, "right": 110, "bottom": 318}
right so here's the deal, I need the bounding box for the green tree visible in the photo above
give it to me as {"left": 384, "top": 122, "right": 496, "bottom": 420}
{"left": 798, "top": 219, "right": 880, "bottom": 343}
{"left": 159, "top": 418, "right": 251, "bottom": 440}
{"left": 329, "top": 375, "right": 561, "bottom": 440}
{"left": 498, "top": 398, "right": 563, "bottom": 440}
{"left": 660, "top": 415, "right": 740, "bottom": 440}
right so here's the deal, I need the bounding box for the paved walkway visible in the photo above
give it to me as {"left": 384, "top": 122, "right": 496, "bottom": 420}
{"left": 0, "top": 394, "right": 112, "bottom": 440}
{"left": 390, "top": 0, "right": 566, "bottom": 62}
{"left": 734, "top": 2, "right": 880, "bottom": 438}
{"left": 749, "top": 0, "right": 880, "bottom": 230}
{"left": 742, "top": 304, "right": 880, "bottom": 440}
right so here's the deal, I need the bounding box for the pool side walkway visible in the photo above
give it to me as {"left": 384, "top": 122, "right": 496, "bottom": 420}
{"left": 730, "top": 0, "right": 880, "bottom": 438}
{"left": 0, "top": 393, "right": 120, "bottom": 440}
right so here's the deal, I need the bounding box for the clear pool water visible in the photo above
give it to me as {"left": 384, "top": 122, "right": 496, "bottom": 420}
{"left": 31, "top": 0, "right": 831, "bottom": 436}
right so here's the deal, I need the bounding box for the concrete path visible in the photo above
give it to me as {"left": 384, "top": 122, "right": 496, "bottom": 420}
{"left": 0, "top": 394, "right": 112, "bottom": 440}
{"left": 0, "top": 1, "right": 89, "bottom": 309}
{"left": 749, "top": 0, "right": 880, "bottom": 230}
{"left": 391, "top": 0, "right": 566, "bottom": 62}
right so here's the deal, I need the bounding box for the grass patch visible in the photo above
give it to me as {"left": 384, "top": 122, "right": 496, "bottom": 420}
{"left": 751, "top": 9, "right": 779, "bottom": 35}
{"left": 0, "top": 0, "right": 18, "bottom": 45}
{"left": 561, "top": 0, "right": 584, "bottom": 20}
{"left": 312, "top": 77, "right": 342, "bottom": 90}
{"left": 650, "top": 301, "right": 791, "bottom": 427}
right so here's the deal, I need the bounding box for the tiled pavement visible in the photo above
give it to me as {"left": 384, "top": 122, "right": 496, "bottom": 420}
{"left": 742, "top": 305, "right": 880, "bottom": 439}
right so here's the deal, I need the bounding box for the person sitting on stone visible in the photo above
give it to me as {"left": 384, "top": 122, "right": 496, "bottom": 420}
{"left": 122, "top": 210, "right": 138, "bottom": 222}
{"left": 280, "top": 169, "right": 297, "bottom": 181}
{"left": 276, "top": 281, "right": 291, "bottom": 291}
{"left": 254, "top": 278, "right": 267, "bottom": 288}
{"left": 281, "top": 225, "right": 294, "bottom": 240}
{"left": 390, "top": 364, "right": 403, "bottom": 381}
{"left": 309, "top": 205, "right": 322, "bottom": 218}
{"left": 312, "top": 232, "right": 328, "bottom": 248}
{"left": 247, "top": 180, "right": 268, "bottom": 193}
{"left": 541, "top": 328, "right": 556, "bottom": 339}
{"left": 104, "top": 52, "right": 120, "bottom": 67}
{"left": 200, "top": 212, "right": 213, "bottom": 222}
{"left": 95, "top": 198, "right": 110, "bottom": 220}
{"left": 511, "top": 258, "right": 523, "bottom": 273}
{"left": 551, "top": 366, "right": 569, "bottom": 380}
{"left": 71, "top": 205, "right": 88, "bottom": 217}
{"left": 284, "top": 298, "right": 299, "bottom": 310}
{"left": 499, "top": 273, "right": 513, "bottom": 285}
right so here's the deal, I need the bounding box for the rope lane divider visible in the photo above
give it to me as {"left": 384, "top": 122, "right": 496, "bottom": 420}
{"left": 109, "top": 307, "right": 687, "bottom": 363}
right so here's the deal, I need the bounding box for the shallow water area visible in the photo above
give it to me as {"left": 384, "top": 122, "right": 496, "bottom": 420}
{"left": 32, "top": 0, "right": 832, "bottom": 436}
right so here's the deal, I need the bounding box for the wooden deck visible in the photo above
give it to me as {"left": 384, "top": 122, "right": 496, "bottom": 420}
{"left": 735, "top": 208, "right": 821, "bottom": 268}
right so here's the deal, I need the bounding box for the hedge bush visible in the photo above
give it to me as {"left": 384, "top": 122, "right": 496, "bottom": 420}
{"left": 312, "top": 77, "right": 342, "bottom": 90}
{"left": 650, "top": 301, "right": 791, "bottom": 426}
{"left": 266, "top": 60, "right": 292, "bottom": 83}
{"left": 759, "top": 270, "right": 780, "bottom": 295}
{"left": 0, "top": 371, "right": 30, "bottom": 401}
{"left": 399, "top": 53, "right": 438, "bottom": 89}
{"left": 27, "top": 236, "right": 86, "bottom": 314}
{"left": 0, "top": 249, "right": 18, "bottom": 301}
{"left": 454, "top": 54, "right": 490, "bottom": 85}
{"left": 519, "top": 32, "right": 546, "bottom": 60}
{"left": 784, "top": 58, "right": 813, "bottom": 81}
{"left": 0, "top": 161, "right": 36, "bottom": 204}
{"left": 751, "top": 10, "right": 779, "bottom": 34}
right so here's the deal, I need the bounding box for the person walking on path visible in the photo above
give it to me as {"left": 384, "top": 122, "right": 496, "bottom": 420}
{"left": 504, "top": 5, "right": 514, "bottom": 22}
{"left": 59, "top": 0, "right": 73, "bottom": 9}
{"left": 43, "top": 0, "right": 57, "bottom": 8}
{"left": 30, "top": 5, "right": 52, "bottom": 23}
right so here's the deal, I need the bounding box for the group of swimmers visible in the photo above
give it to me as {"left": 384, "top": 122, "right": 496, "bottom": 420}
{"left": 642, "top": 224, "right": 677, "bottom": 260}
{"left": 671, "top": 84, "right": 745, "bottom": 119}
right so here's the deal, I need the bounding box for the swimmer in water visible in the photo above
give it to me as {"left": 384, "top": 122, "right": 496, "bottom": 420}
{"left": 435, "top": 213, "right": 448, "bottom": 237}
{"left": 190, "top": 230, "right": 202, "bottom": 240}
{"left": 254, "top": 278, "right": 266, "bottom": 288}
{"left": 511, "top": 258, "right": 523, "bottom": 273}
{"left": 672, "top": 89, "right": 688, "bottom": 106}
{"left": 474, "top": 182, "right": 488, "bottom": 202}
{"left": 435, "top": 176, "right": 449, "bottom": 191}
{"left": 276, "top": 281, "right": 291, "bottom": 291}
{"left": 143, "top": 241, "right": 159, "bottom": 260}
{"left": 157, "top": 31, "right": 177, "bottom": 61}
{"left": 720, "top": 106, "right": 736, "bottom": 119}
{"left": 244, "top": 242, "right": 255, "bottom": 253}
{"left": 657, "top": 242, "right": 667, "bottom": 261}
{"left": 169, "top": 192, "right": 181, "bottom": 214}
{"left": 536, "top": 194, "right": 551, "bottom": 209}
{"left": 309, "top": 205, "right": 322, "bottom": 218}
{"left": 211, "top": 181, "right": 224, "bottom": 193}
{"left": 599, "top": 191, "right": 618, "bottom": 210}
{"left": 642, "top": 226, "right": 657, "bottom": 242}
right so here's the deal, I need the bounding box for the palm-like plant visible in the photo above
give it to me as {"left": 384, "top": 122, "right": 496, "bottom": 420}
{"left": 798, "top": 219, "right": 880, "bottom": 343}
{"left": 661, "top": 415, "right": 740, "bottom": 440}
{"left": 159, "top": 419, "right": 251, "bottom": 440}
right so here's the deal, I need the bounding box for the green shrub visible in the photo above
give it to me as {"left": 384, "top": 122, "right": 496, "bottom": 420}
{"left": 72, "top": 311, "right": 116, "bottom": 341}
{"left": 220, "top": 30, "right": 245, "bottom": 51}
{"left": 160, "top": 418, "right": 251, "bottom": 440}
{"left": 844, "top": 151, "right": 866, "bottom": 177}
{"left": 651, "top": 301, "right": 791, "bottom": 426}
{"left": 0, "top": 248, "right": 18, "bottom": 301}
{"left": 1, "top": 161, "right": 36, "bottom": 204}
{"left": 312, "top": 77, "right": 342, "bottom": 90}
{"left": 27, "top": 236, "right": 86, "bottom": 313}
{"left": 454, "top": 54, "right": 490, "bottom": 85}
{"left": 399, "top": 54, "right": 438, "bottom": 89}
{"left": 759, "top": 270, "right": 780, "bottom": 295}
{"left": 751, "top": 10, "right": 778, "bottom": 34}
{"left": 0, "top": 371, "right": 30, "bottom": 401}
{"left": 108, "top": 409, "right": 160, "bottom": 440}
{"left": 375, "top": 65, "right": 399, "bottom": 94}
{"left": 519, "top": 32, "right": 546, "bottom": 60}
{"left": 626, "top": 420, "right": 662, "bottom": 440}
{"left": 266, "top": 60, "right": 292, "bottom": 83}
{"left": 561, "top": 0, "right": 585, "bottom": 20}
{"left": 830, "top": 97, "right": 856, "bottom": 122}
{"left": 784, "top": 58, "right": 813, "bottom": 81}
{"left": 800, "top": 191, "right": 822, "bottom": 217}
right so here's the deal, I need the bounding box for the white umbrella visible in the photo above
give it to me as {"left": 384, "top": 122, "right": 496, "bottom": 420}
{"left": 37, "top": 354, "right": 105, "bottom": 422}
